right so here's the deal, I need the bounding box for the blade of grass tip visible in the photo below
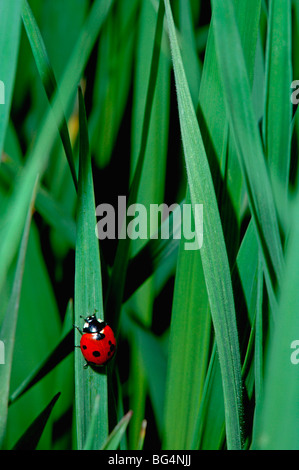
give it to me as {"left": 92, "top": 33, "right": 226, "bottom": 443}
{"left": 0, "top": 177, "right": 38, "bottom": 449}
{"left": 164, "top": 0, "right": 243, "bottom": 449}
{"left": 21, "top": 0, "right": 78, "bottom": 191}
{"left": 11, "top": 392, "right": 60, "bottom": 450}
{"left": 137, "top": 419, "right": 147, "bottom": 450}
{"left": 211, "top": 0, "right": 284, "bottom": 292}
{"left": 0, "top": 0, "right": 22, "bottom": 157}
{"left": 0, "top": 0, "right": 113, "bottom": 299}
{"left": 100, "top": 411, "right": 133, "bottom": 450}
{"left": 263, "top": 0, "right": 292, "bottom": 198}
{"left": 105, "top": 0, "right": 165, "bottom": 334}
{"left": 74, "top": 88, "right": 108, "bottom": 450}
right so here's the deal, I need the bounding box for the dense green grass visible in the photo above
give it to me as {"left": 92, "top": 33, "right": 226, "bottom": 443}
{"left": 0, "top": 0, "right": 298, "bottom": 450}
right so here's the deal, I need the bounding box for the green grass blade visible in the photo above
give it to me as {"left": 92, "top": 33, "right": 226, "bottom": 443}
{"left": 105, "top": 0, "right": 165, "bottom": 333}
{"left": 21, "top": 0, "right": 78, "bottom": 191}
{"left": 178, "top": 0, "right": 201, "bottom": 107}
{"left": 164, "top": 0, "right": 243, "bottom": 449}
{"left": 0, "top": 179, "right": 38, "bottom": 448}
{"left": 136, "top": 420, "right": 147, "bottom": 451}
{"left": 0, "top": 0, "right": 22, "bottom": 156}
{"left": 74, "top": 88, "right": 108, "bottom": 450}
{"left": 162, "top": 190, "right": 211, "bottom": 450}
{"left": 9, "top": 329, "right": 73, "bottom": 406}
{"left": 128, "top": 0, "right": 170, "bottom": 447}
{"left": 194, "top": 344, "right": 225, "bottom": 450}
{"left": 12, "top": 392, "right": 60, "bottom": 450}
{"left": 197, "top": 0, "right": 261, "bottom": 233}
{"left": 252, "top": 191, "right": 299, "bottom": 449}
{"left": 0, "top": 154, "right": 76, "bottom": 248}
{"left": 211, "top": 0, "right": 284, "bottom": 290}
{"left": 263, "top": 0, "right": 292, "bottom": 195}
{"left": 0, "top": 0, "right": 113, "bottom": 301}
{"left": 100, "top": 410, "right": 133, "bottom": 450}
{"left": 124, "top": 202, "right": 181, "bottom": 302}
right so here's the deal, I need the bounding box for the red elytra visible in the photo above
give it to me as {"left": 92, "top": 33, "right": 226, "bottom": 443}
{"left": 79, "top": 315, "right": 116, "bottom": 366}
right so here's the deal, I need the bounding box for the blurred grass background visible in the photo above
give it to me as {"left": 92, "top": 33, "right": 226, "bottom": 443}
{"left": 0, "top": 0, "right": 299, "bottom": 450}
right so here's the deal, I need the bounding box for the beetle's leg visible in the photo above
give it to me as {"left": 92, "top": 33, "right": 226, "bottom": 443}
{"left": 73, "top": 324, "right": 83, "bottom": 335}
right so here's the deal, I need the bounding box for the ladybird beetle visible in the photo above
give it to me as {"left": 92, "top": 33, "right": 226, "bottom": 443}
{"left": 75, "top": 313, "right": 116, "bottom": 367}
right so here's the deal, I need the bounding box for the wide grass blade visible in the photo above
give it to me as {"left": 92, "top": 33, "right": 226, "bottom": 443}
{"left": 21, "top": 0, "right": 78, "bottom": 190}
{"left": 162, "top": 190, "right": 211, "bottom": 450}
{"left": 164, "top": 0, "right": 243, "bottom": 449}
{"left": 105, "top": 0, "right": 165, "bottom": 334}
{"left": 211, "top": 0, "right": 284, "bottom": 291}
{"left": 252, "top": 191, "right": 299, "bottom": 449}
{"left": 9, "top": 329, "right": 73, "bottom": 406}
{"left": 263, "top": 0, "right": 292, "bottom": 196}
{"left": 12, "top": 392, "right": 60, "bottom": 450}
{"left": 0, "top": 0, "right": 22, "bottom": 156}
{"left": 0, "top": 0, "right": 113, "bottom": 301}
{"left": 0, "top": 179, "right": 38, "bottom": 448}
{"left": 74, "top": 88, "right": 108, "bottom": 450}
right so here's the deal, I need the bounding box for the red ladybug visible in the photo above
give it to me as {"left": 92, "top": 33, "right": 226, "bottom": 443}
{"left": 75, "top": 314, "right": 116, "bottom": 367}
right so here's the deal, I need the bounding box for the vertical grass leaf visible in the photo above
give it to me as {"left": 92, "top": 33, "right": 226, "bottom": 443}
{"left": 0, "top": 0, "right": 22, "bottom": 156}
{"left": 21, "top": 0, "right": 78, "bottom": 190}
{"left": 211, "top": 0, "right": 284, "bottom": 291}
{"left": 105, "top": 0, "right": 165, "bottom": 333}
{"left": 0, "top": 0, "right": 113, "bottom": 301}
{"left": 74, "top": 88, "right": 108, "bottom": 450}
{"left": 12, "top": 392, "right": 60, "bottom": 450}
{"left": 0, "top": 178, "right": 38, "bottom": 448}
{"left": 252, "top": 191, "right": 299, "bottom": 449}
{"left": 164, "top": 0, "right": 243, "bottom": 449}
{"left": 263, "top": 0, "right": 292, "bottom": 196}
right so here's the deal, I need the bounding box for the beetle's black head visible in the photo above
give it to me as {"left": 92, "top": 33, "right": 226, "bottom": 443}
{"left": 81, "top": 314, "right": 106, "bottom": 333}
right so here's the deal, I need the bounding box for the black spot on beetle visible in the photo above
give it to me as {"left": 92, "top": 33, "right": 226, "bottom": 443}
{"left": 82, "top": 345, "right": 87, "bottom": 350}
{"left": 92, "top": 351, "right": 101, "bottom": 357}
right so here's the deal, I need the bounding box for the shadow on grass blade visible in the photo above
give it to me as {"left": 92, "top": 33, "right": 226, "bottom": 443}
{"left": 12, "top": 392, "right": 60, "bottom": 450}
